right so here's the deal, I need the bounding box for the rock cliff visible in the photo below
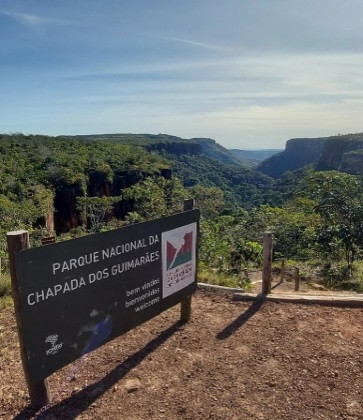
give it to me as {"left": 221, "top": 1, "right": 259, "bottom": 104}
{"left": 340, "top": 150, "right": 363, "bottom": 175}
{"left": 258, "top": 133, "right": 363, "bottom": 178}
{"left": 257, "top": 138, "right": 326, "bottom": 178}
{"left": 316, "top": 135, "right": 363, "bottom": 174}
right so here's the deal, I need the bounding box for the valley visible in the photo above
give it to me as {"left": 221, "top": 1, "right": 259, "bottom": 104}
{"left": 0, "top": 132, "right": 362, "bottom": 295}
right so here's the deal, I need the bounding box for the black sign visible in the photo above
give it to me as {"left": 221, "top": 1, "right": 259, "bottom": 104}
{"left": 15, "top": 210, "right": 200, "bottom": 383}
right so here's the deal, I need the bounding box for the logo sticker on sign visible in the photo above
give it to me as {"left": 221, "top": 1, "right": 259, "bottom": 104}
{"left": 162, "top": 222, "right": 197, "bottom": 298}
{"left": 45, "top": 334, "right": 63, "bottom": 355}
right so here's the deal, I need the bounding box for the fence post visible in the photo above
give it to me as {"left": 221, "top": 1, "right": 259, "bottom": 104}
{"left": 280, "top": 258, "right": 285, "bottom": 282}
{"left": 262, "top": 232, "right": 273, "bottom": 295}
{"left": 294, "top": 267, "right": 300, "bottom": 292}
{"left": 180, "top": 199, "right": 195, "bottom": 322}
{"left": 6, "top": 230, "right": 51, "bottom": 408}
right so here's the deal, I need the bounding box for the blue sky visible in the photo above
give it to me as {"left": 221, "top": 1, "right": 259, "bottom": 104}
{"left": 1, "top": 0, "right": 363, "bottom": 148}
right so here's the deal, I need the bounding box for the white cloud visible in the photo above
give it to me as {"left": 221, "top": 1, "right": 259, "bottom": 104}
{"left": 32, "top": 50, "right": 363, "bottom": 147}
{"left": 158, "top": 36, "right": 235, "bottom": 52}
{"left": 2, "top": 0, "right": 363, "bottom": 148}
{"left": 137, "top": 98, "right": 363, "bottom": 148}
{"left": 0, "top": 10, "right": 78, "bottom": 29}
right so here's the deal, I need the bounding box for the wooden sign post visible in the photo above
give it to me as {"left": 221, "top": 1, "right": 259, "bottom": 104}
{"left": 262, "top": 232, "right": 273, "bottom": 295}
{"left": 6, "top": 230, "right": 51, "bottom": 408}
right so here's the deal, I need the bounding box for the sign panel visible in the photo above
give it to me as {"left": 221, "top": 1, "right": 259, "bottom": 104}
{"left": 15, "top": 210, "right": 199, "bottom": 383}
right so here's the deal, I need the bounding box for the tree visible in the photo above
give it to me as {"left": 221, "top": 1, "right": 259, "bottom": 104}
{"left": 76, "top": 196, "right": 120, "bottom": 231}
{"left": 123, "top": 177, "right": 188, "bottom": 221}
{"left": 300, "top": 171, "right": 363, "bottom": 267}
{"left": 259, "top": 197, "right": 321, "bottom": 259}
{"left": 188, "top": 185, "right": 225, "bottom": 219}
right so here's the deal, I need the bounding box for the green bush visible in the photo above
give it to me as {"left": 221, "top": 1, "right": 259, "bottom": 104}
{"left": 0, "top": 274, "right": 11, "bottom": 298}
{"left": 198, "top": 267, "right": 252, "bottom": 290}
{"left": 320, "top": 262, "right": 363, "bottom": 292}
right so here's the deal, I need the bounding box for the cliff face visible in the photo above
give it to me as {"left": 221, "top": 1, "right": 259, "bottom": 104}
{"left": 192, "top": 138, "right": 253, "bottom": 167}
{"left": 257, "top": 138, "right": 326, "bottom": 178}
{"left": 53, "top": 169, "right": 172, "bottom": 233}
{"left": 74, "top": 133, "right": 253, "bottom": 168}
{"left": 316, "top": 136, "right": 363, "bottom": 174}
{"left": 340, "top": 151, "right": 363, "bottom": 175}
{"left": 146, "top": 142, "right": 201, "bottom": 156}
{"left": 257, "top": 134, "right": 363, "bottom": 178}
{"left": 54, "top": 187, "right": 82, "bottom": 233}
{"left": 87, "top": 169, "right": 113, "bottom": 197}
{"left": 35, "top": 204, "right": 55, "bottom": 231}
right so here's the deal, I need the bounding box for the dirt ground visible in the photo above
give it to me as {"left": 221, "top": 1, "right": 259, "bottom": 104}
{"left": 1, "top": 288, "right": 362, "bottom": 420}
{"left": 248, "top": 269, "right": 361, "bottom": 296}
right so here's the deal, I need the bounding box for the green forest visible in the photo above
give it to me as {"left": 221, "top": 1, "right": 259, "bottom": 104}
{"left": 0, "top": 133, "right": 362, "bottom": 303}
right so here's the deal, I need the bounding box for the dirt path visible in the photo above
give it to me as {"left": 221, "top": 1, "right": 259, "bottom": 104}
{"left": 1, "top": 288, "right": 363, "bottom": 419}
{"left": 248, "top": 269, "right": 360, "bottom": 297}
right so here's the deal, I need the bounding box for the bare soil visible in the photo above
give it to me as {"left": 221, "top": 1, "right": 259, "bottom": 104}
{"left": 248, "top": 269, "right": 360, "bottom": 296}
{"left": 1, "top": 288, "right": 362, "bottom": 420}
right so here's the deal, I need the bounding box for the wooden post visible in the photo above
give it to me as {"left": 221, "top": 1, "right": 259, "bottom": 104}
{"left": 294, "top": 267, "right": 300, "bottom": 292}
{"left": 183, "top": 199, "right": 194, "bottom": 212}
{"left": 7, "top": 230, "right": 51, "bottom": 408}
{"left": 180, "top": 295, "right": 192, "bottom": 322}
{"left": 180, "top": 199, "right": 195, "bottom": 322}
{"left": 262, "top": 232, "right": 273, "bottom": 295}
{"left": 280, "top": 258, "right": 285, "bottom": 282}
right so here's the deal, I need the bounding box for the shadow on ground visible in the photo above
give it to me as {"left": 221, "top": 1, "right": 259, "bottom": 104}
{"left": 216, "top": 296, "right": 265, "bottom": 340}
{"left": 15, "top": 321, "right": 183, "bottom": 420}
